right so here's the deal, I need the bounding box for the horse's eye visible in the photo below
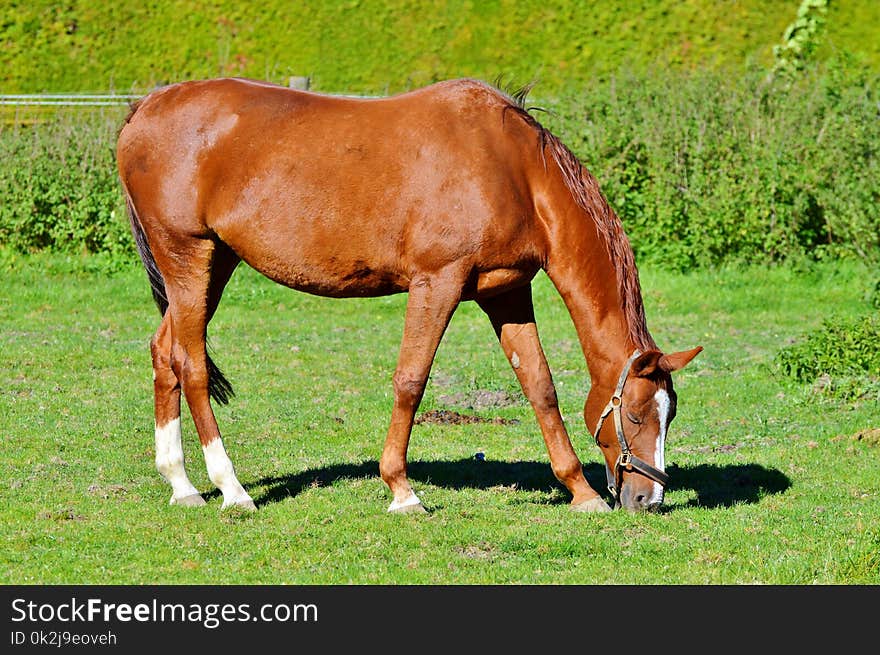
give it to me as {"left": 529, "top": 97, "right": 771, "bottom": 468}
{"left": 626, "top": 412, "right": 642, "bottom": 425}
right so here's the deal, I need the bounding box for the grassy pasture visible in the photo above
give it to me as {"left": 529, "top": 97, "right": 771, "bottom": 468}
{"left": 3, "top": 1, "right": 879, "bottom": 95}
{"left": 1, "top": 255, "right": 878, "bottom": 584}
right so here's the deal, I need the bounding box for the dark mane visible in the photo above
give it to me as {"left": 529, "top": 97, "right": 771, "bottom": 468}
{"left": 117, "top": 98, "right": 142, "bottom": 138}
{"left": 499, "top": 88, "right": 655, "bottom": 351}
{"left": 545, "top": 134, "right": 656, "bottom": 351}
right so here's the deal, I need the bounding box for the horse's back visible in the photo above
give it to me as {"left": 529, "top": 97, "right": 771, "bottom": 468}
{"left": 118, "top": 78, "right": 547, "bottom": 298}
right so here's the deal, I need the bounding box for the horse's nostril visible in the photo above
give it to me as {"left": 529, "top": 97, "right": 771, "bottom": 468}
{"left": 633, "top": 494, "right": 661, "bottom": 512}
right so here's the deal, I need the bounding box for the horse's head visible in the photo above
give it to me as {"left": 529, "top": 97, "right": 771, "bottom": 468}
{"left": 586, "top": 347, "right": 702, "bottom": 512}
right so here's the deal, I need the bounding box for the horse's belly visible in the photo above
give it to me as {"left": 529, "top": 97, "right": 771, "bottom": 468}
{"left": 294, "top": 265, "right": 409, "bottom": 298}
{"left": 243, "top": 250, "right": 409, "bottom": 298}
{"left": 471, "top": 267, "right": 539, "bottom": 300}
{"left": 236, "top": 243, "right": 536, "bottom": 301}
{"left": 217, "top": 210, "right": 538, "bottom": 300}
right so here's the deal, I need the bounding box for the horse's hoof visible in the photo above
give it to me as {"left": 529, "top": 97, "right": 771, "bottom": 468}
{"left": 389, "top": 502, "right": 428, "bottom": 515}
{"left": 223, "top": 498, "right": 257, "bottom": 511}
{"left": 387, "top": 491, "right": 425, "bottom": 514}
{"left": 571, "top": 497, "right": 613, "bottom": 513}
{"left": 170, "top": 493, "right": 207, "bottom": 507}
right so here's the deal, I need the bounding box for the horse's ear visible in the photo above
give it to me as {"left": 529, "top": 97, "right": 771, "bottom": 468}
{"left": 632, "top": 350, "right": 664, "bottom": 378}
{"left": 659, "top": 346, "right": 703, "bottom": 373}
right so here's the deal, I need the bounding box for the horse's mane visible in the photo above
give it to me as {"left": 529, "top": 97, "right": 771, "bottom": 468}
{"left": 117, "top": 98, "right": 142, "bottom": 139}
{"left": 499, "top": 84, "right": 656, "bottom": 352}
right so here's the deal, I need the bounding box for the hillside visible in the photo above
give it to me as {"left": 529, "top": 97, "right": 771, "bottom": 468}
{"left": 2, "top": 0, "right": 878, "bottom": 94}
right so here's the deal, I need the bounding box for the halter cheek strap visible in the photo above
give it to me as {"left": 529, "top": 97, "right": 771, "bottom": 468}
{"left": 593, "top": 350, "right": 670, "bottom": 501}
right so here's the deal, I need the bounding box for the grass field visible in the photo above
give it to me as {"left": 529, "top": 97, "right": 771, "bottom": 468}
{"left": 1, "top": 254, "right": 878, "bottom": 584}
{"left": 3, "top": 1, "right": 880, "bottom": 94}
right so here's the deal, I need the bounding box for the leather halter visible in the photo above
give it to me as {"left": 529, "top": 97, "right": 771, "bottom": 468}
{"left": 593, "top": 350, "right": 670, "bottom": 502}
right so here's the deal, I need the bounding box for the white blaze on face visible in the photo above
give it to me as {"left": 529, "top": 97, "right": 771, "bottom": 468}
{"left": 649, "top": 389, "right": 671, "bottom": 505}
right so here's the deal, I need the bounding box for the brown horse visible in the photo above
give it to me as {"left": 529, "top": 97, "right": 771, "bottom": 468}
{"left": 117, "top": 77, "right": 701, "bottom": 514}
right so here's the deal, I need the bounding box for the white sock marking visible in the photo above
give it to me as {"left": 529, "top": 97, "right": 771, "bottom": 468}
{"left": 154, "top": 418, "right": 201, "bottom": 502}
{"left": 387, "top": 491, "right": 422, "bottom": 512}
{"left": 202, "top": 437, "right": 252, "bottom": 507}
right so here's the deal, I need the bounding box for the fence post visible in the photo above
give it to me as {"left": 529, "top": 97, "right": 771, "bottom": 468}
{"left": 288, "top": 76, "right": 311, "bottom": 90}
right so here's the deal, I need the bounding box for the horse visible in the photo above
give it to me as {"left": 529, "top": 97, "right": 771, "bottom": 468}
{"left": 116, "top": 76, "right": 701, "bottom": 514}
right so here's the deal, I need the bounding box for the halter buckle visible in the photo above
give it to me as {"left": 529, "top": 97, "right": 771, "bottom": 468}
{"left": 617, "top": 452, "right": 632, "bottom": 469}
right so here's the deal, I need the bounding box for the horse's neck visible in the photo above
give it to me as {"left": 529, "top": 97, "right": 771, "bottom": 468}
{"left": 541, "top": 180, "right": 645, "bottom": 389}
{"left": 548, "top": 256, "right": 633, "bottom": 387}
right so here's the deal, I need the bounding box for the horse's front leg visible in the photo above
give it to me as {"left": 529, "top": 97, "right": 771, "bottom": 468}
{"left": 478, "top": 285, "right": 611, "bottom": 513}
{"left": 380, "top": 268, "right": 464, "bottom": 513}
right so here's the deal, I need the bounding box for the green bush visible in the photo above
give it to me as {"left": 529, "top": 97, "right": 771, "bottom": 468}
{"left": 0, "top": 64, "right": 877, "bottom": 272}
{"left": 775, "top": 313, "right": 880, "bottom": 400}
{"left": 0, "top": 109, "right": 132, "bottom": 263}
{"left": 544, "top": 63, "right": 880, "bottom": 270}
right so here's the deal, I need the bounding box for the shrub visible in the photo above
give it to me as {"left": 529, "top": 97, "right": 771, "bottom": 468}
{"left": 0, "top": 64, "right": 877, "bottom": 272}
{"left": 0, "top": 109, "right": 132, "bottom": 264}
{"left": 775, "top": 313, "right": 880, "bottom": 400}
{"left": 543, "top": 63, "right": 880, "bottom": 270}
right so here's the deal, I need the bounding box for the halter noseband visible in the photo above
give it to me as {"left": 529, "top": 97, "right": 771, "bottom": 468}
{"left": 593, "top": 350, "right": 670, "bottom": 503}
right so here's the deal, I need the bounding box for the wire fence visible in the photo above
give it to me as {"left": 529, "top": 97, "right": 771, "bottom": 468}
{"left": 0, "top": 93, "right": 140, "bottom": 107}
{"left": 0, "top": 87, "right": 378, "bottom": 125}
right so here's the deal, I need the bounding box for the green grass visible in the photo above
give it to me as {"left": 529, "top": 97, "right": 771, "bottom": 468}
{"left": 1, "top": 255, "right": 878, "bottom": 584}
{"left": 2, "top": 1, "right": 879, "bottom": 95}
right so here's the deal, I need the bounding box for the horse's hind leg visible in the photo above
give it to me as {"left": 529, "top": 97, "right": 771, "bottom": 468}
{"left": 380, "top": 268, "right": 465, "bottom": 513}
{"left": 152, "top": 312, "right": 204, "bottom": 506}
{"left": 158, "top": 238, "right": 253, "bottom": 510}
{"left": 151, "top": 241, "right": 242, "bottom": 507}
{"left": 477, "top": 284, "right": 611, "bottom": 513}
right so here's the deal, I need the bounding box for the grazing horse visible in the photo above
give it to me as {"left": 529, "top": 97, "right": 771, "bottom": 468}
{"left": 116, "top": 77, "right": 701, "bottom": 514}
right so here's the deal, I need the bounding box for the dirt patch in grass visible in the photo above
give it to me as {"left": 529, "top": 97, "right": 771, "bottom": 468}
{"left": 455, "top": 542, "right": 496, "bottom": 559}
{"left": 38, "top": 508, "right": 85, "bottom": 521}
{"left": 415, "top": 409, "right": 519, "bottom": 426}
{"left": 87, "top": 483, "right": 129, "bottom": 500}
{"left": 846, "top": 427, "right": 880, "bottom": 446}
{"left": 673, "top": 442, "right": 746, "bottom": 454}
{"left": 830, "top": 427, "right": 880, "bottom": 446}
{"left": 437, "top": 389, "right": 520, "bottom": 410}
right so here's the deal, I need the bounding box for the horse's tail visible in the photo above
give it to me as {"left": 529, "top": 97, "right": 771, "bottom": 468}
{"left": 125, "top": 193, "right": 168, "bottom": 315}
{"left": 123, "top": 190, "right": 235, "bottom": 405}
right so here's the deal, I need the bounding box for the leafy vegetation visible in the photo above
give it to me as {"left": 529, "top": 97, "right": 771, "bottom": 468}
{"left": 2, "top": 62, "right": 877, "bottom": 270}
{"left": 772, "top": 0, "right": 829, "bottom": 79}
{"left": 775, "top": 313, "right": 880, "bottom": 400}
{"left": 545, "top": 62, "right": 880, "bottom": 270}
{"left": 0, "top": 108, "right": 131, "bottom": 264}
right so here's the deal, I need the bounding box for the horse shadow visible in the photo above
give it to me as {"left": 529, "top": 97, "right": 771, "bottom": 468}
{"left": 247, "top": 458, "right": 791, "bottom": 511}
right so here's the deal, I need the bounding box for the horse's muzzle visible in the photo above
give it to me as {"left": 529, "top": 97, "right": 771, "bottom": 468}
{"left": 618, "top": 485, "right": 664, "bottom": 512}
